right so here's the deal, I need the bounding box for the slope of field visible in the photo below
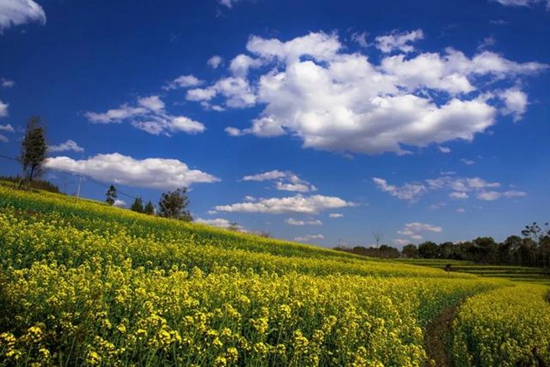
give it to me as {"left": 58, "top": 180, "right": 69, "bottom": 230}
{"left": 0, "top": 186, "right": 548, "bottom": 366}
{"left": 395, "top": 258, "right": 550, "bottom": 285}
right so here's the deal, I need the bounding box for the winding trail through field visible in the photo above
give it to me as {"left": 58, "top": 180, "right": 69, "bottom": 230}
{"left": 424, "top": 305, "right": 459, "bottom": 367}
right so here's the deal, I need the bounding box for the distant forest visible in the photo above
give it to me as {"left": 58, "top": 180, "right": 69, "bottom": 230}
{"left": 336, "top": 222, "right": 550, "bottom": 269}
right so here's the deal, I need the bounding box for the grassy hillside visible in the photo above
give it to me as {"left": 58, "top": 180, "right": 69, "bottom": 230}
{"left": 395, "top": 258, "right": 550, "bottom": 285}
{"left": 0, "top": 186, "right": 548, "bottom": 366}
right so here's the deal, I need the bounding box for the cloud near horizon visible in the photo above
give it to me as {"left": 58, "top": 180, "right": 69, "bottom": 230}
{"left": 214, "top": 194, "right": 355, "bottom": 214}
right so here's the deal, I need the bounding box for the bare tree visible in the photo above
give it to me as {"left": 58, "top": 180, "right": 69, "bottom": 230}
{"left": 372, "top": 229, "right": 384, "bottom": 248}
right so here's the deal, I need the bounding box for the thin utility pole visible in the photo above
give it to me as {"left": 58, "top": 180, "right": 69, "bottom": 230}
{"left": 76, "top": 174, "right": 83, "bottom": 200}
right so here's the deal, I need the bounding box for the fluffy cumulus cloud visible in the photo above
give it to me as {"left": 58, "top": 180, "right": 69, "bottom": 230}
{"left": 242, "top": 170, "right": 316, "bottom": 193}
{"left": 0, "top": 0, "right": 46, "bottom": 31}
{"left": 372, "top": 177, "right": 427, "bottom": 203}
{"left": 85, "top": 95, "right": 205, "bottom": 136}
{"left": 187, "top": 31, "right": 547, "bottom": 155}
{"left": 375, "top": 175, "right": 527, "bottom": 203}
{"left": 398, "top": 222, "right": 443, "bottom": 241}
{"left": 214, "top": 194, "right": 355, "bottom": 214}
{"left": 44, "top": 153, "right": 219, "bottom": 189}
{"left": 498, "top": 87, "right": 528, "bottom": 121}
{"left": 48, "top": 140, "right": 84, "bottom": 153}
{"left": 294, "top": 234, "right": 324, "bottom": 242}
{"left": 207, "top": 55, "right": 223, "bottom": 69}
{"left": 329, "top": 213, "right": 343, "bottom": 218}
{"left": 285, "top": 218, "right": 323, "bottom": 226}
{"left": 113, "top": 199, "right": 126, "bottom": 208}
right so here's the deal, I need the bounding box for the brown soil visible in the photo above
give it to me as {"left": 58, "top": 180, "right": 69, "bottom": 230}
{"left": 424, "top": 305, "right": 458, "bottom": 367}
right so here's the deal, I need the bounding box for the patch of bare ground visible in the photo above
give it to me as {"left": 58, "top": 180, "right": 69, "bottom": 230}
{"left": 424, "top": 305, "right": 458, "bottom": 367}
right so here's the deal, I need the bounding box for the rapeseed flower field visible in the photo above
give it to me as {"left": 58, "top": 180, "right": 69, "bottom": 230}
{"left": 0, "top": 186, "right": 548, "bottom": 366}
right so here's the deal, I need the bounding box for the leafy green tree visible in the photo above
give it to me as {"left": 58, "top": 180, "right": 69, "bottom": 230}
{"left": 402, "top": 244, "right": 418, "bottom": 258}
{"left": 158, "top": 188, "right": 192, "bottom": 221}
{"left": 19, "top": 116, "right": 47, "bottom": 189}
{"left": 105, "top": 185, "right": 117, "bottom": 206}
{"left": 418, "top": 241, "right": 440, "bottom": 259}
{"left": 144, "top": 201, "right": 155, "bottom": 215}
{"left": 130, "top": 197, "right": 144, "bottom": 213}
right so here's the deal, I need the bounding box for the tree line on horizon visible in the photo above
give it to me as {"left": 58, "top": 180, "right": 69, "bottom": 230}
{"left": 335, "top": 222, "right": 550, "bottom": 269}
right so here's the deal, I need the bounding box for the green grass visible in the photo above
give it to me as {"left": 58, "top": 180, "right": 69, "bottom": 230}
{"left": 395, "top": 258, "right": 550, "bottom": 285}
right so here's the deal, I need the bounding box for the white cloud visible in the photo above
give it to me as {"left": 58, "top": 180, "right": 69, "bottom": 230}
{"left": 329, "top": 213, "right": 343, "bottom": 218}
{"left": 375, "top": 29, "right": 424, "bottom": 53}
{"left": 426, "top": 176, "right": 500, "bottom": 192}
{"left": 187, "top": 32, "right": 547, "bottom": 155}
{"left": 226, "top": 116, "right": 286, "bottom": 137}
{"left": 373, "top": 177, "right": 427, "bottom": 202}
{"left": 0, "top": 123, "right": 14, "bottom": 132}
{"left": 214, "top": 194, "right": 355, "bottom": 214}
{"left": 0, "top": 0, "right": 46, "bottom": 31}
{"left": 376, "top": 174, "right": 523, "bottom": 203}
{"left": 0, "top": 100, "right": 8, "bottom": 117}
{"left": 0, "top": 123, "right": 13, "bottom": 143}
{"left": 294, "top": 234, "right": 324, "bottom": 242}
{"left": 438, "top": 146, "right": 451, "bottom": 153}
{"left": 247, "top": 32, "right": 342, "bottom": 63}
{"left": 229, "top": 54, "right": 263, "bottom": 77}
{"left": 456, "top": 208, "right": 466, "bottom": 213}
{"left": 187, "top": 77, "right": 256, "bottom": 109}
{"left": 275, "top": 181, "right": 314, "bottom": 193}
{"left": 426, "top": 175, "right": 526, "bottom": 202}
{"left": 242, "top": 170, "right": 316, "bottom": 193}
{"left": 450, "top": 192, "right": 469, "bottom": 199}
{"left": 351, "top": 31, "right": 368, "bottom": 47}
{"left": 242, "top": 170, "right": 287, "bottom": 181}
{"left": 45, "top": 153, "right": 219, "bottom": 190}
{"left": 164, "top": 75, "right": 204, "bottom": 90}
{"left": 113, "top": 199, "right": 126, "bottom": 208}
{"left": 285, "top": 218, "right": 323, "bottom": 226}
{"left": 461, "top": 159, "right": 475, "bottom": 165}
{"left": 477, "top": 191, "right": 502, "bottom": 201}
{"left": 499, "top": 87, "right": 528, "bottom": 121}
{"left": 207, "top": 55, "right": 223, "bottom": 69}
{"left": 196, "top": 218, "right": 241, "bottom": 230}
{"left": 85, "top": 105, "right": 147, "bottom": 123}
{"left": 86, "top": 95, "right": 205, "bottom": 136}
{"left": 493, "top": 0, "right": 548, "bottom": 8}
{"left": 138, "top": 96, "right": 165, "bottom": 111}
{"left": 224, "top": 127, "right": 242, "bottom": 136}
{"left": 48, "top": 139, "right": 84, "bottom": 153}
{"left": 398, "top": 222, "right": 443, "bottom": 241}
{"left": 1, "top": 78, "right": 14, "bottom": 88}
{"left": 503, "top": 190, "right": 527, "bottom": 198}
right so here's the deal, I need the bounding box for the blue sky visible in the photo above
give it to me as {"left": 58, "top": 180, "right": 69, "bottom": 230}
{"left": 1, "top": 0, "right": 549, "bottom": 248}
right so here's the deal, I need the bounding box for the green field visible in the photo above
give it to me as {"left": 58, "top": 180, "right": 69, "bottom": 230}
{"left": 0, "top": 186, "right": 549, "bottom": 366}
{"left": 395, "top": 258, "right": 550, "bottom": 285}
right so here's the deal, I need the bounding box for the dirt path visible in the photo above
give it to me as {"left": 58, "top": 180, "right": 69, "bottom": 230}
{"left": 424, "top": 305, "right": 459, "bottom": 367}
